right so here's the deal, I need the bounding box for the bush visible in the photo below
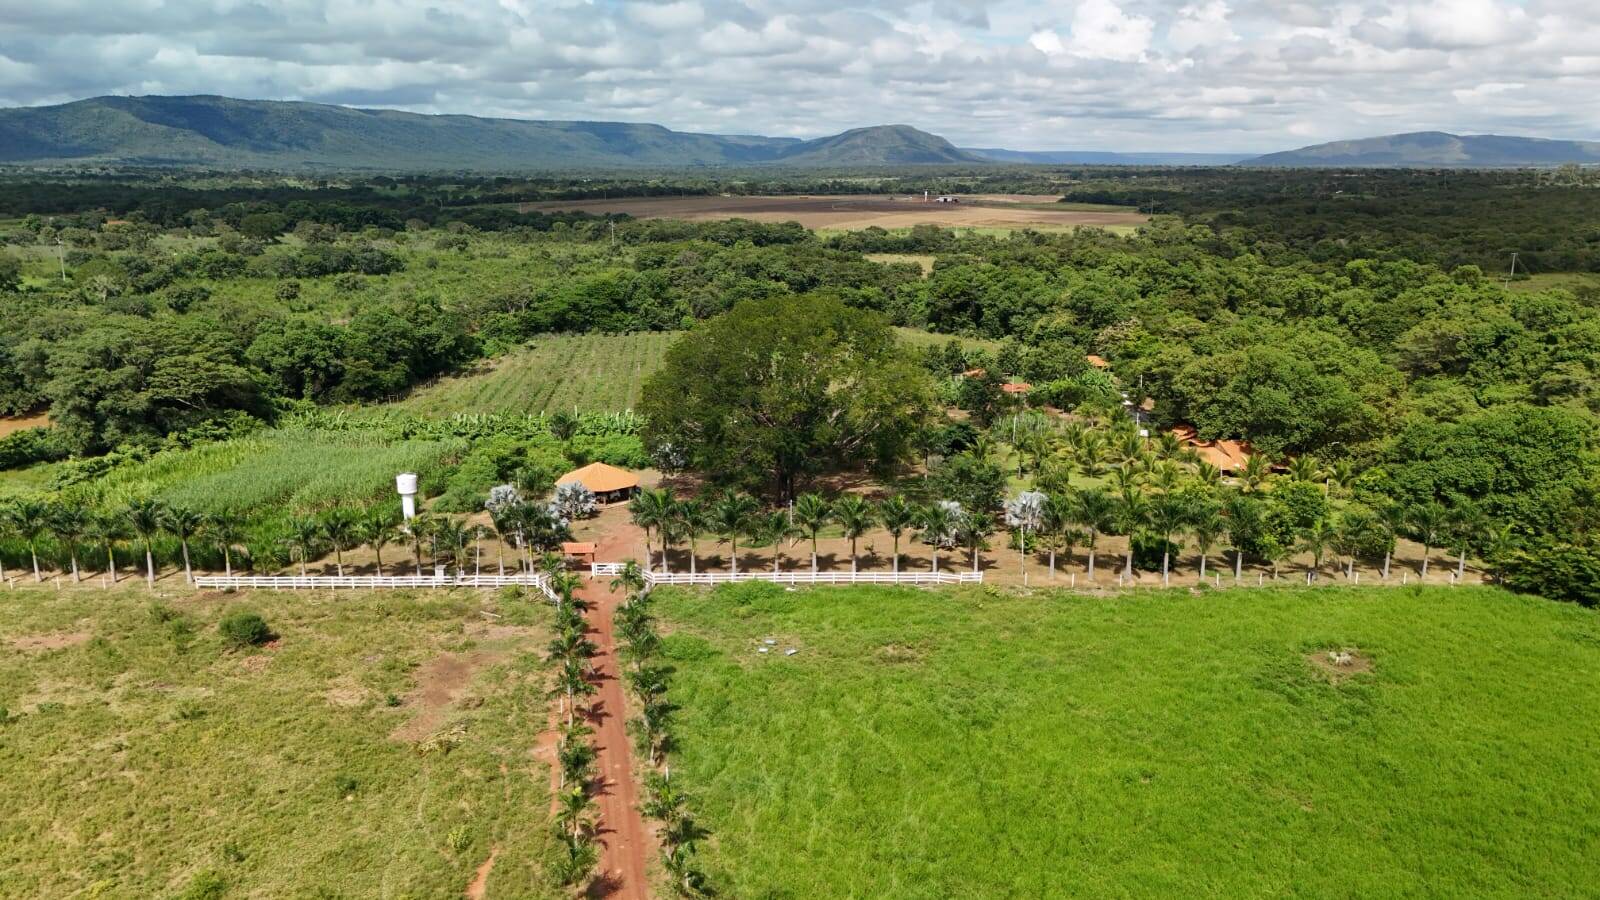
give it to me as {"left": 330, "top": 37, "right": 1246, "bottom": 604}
{"left": 1131, "top": 532, "right": 1181, "bottom": 572}
{"left": 1498, "top": 538, "right": 1600, "bottom": 607}
{"left": 218, "top": 611, "right": 274, "bottom": 649}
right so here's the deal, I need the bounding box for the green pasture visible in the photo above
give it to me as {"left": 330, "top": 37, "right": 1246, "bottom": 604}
{"left": 657, "top": 582, "right": 1600, "bottom": 898}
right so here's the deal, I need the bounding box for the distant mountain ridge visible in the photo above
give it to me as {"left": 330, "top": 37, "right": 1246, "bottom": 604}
{"left": 965, "top": 148, "right": 1250, "bottom": 165}
{"left": 0, "top": 95, "right": 982, "bottom": 170}
{"left": 1244, "top": 131, "right": 1600, "bottom": 167}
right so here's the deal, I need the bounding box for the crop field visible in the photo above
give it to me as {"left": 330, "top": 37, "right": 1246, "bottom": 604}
{"left": 656, "top": 583, "right": 1600, "bottom": 897}
{"left": 400, "top": 328, "right": 999, "bottom": 417}
{"left": 0, "top": 586, "right": 558, "bottom": 897}
{"left": 401, "top": 331, "right": 679, "bottom": 416}
{"left": 0, "top": 428, "right": 462, "bottom": 517}
{"left": 519, "top": 194, "right": 1147, "bottom": 232}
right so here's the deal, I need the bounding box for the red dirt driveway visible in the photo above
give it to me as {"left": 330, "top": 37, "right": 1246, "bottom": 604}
{"left": 580, "top": 573, "right": 651, "bottom": 899}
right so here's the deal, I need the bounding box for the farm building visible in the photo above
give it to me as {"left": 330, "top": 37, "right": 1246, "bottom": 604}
{"left": 561, "top": 541, "right": 597, "bottom": 565}
{"left": 1001, "top": 381, "right": 1031, "bottom": 394}
{"left": 1086, "top": 354, "right": 1111, "bottom": 369}
{"left": 1170, "top": 425, "right": 1254, "bottom": 473}
{"left": 557, "top": 461, "right": 641, "bottom": 504}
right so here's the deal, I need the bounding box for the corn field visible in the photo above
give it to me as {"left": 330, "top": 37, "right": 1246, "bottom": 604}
{"left": 400, "top": 331, "right": 679, "bottom": 416}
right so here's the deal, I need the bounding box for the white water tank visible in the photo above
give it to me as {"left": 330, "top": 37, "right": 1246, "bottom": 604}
{"left": 396, "top": 472, "right": 418, "bottom": 520}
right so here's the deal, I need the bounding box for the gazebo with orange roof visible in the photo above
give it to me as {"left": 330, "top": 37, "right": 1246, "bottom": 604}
{"left": 557, "top": 461, "right": 641, "bottom": 504}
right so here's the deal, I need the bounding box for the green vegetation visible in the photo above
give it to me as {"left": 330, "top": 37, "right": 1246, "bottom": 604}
{"left": 0, "top": 586, "right": 559, "bottom": 896}
{"left": 656, "top": 582, "right": 1600, "bottom": 897}
{"left": 402, "top": 331, "right": 679, "bottom": 415}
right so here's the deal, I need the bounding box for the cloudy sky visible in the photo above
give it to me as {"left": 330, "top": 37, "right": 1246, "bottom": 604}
{"left": 1, "top": 0, "right": 1596, "bottom": 151}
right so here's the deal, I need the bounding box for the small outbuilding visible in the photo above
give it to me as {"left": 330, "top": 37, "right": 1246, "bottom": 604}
{"left": 1085, "top": 354, "right": 1111, "bottom": 369}
{"left": 561, "top": 541, "right": 597, "bottom": 566}
{"left": 1001, "top": 381, "right": 1032, "bottom": 394}
{"left": 557, "top": 461, "right": 641, "bottom": 504}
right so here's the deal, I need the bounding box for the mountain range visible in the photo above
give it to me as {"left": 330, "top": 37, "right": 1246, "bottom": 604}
{"left": 0, "top": 95, "right": 1596, "bottom": 171}
{"left": 1243, "top": 131, "right": 1600, "bottom": 167}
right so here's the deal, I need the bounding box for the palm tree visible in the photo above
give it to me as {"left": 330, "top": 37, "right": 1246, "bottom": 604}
{"left": 1287, "top": 454, "right": 1323, "bottom": 484}
{"left": 404, "top": 516, "right": 428, "bottom": 576}
{"left": 1190, "top": 505, "right": 1225, "bottom": 582}
{"left": 1334, "top": 508, "right": 1378, "bottom": 578}
{"left": 1224, "top": 493, "right": 1262, "bottom": 581}
{"left": 957, "top": 510, "right": 995, "bottom": 573}
{"left": 1071, "top": 488, "right": 1115, "bottom": 582}
{"left": 1374, "top": 501, "right": 1406, "bottom": 580}
{"left": 1408, "top": 501, "right": 1449, "bottom": 577}
{"left": 88, "top": 513, "right": 126, "bottom": 584}
{"left": 1115, "top": 490, "right": 1149, "bottom": 581}
{"left": 8, "top": 499, "right": 49, "bottom": 582}
{"left": 289, "top": 515, "right": 322, "bottom": 577}
{"left": 1075, "top": 432, "right": 1108, "bottom": 479}
{"left": 547, "top": 409, "right": 580, "bottom": 444}
{"left": 161, "top": 506, "right": 203, "bottom": 583}
{"left": 204, "top": 511, "right": 246, "bottom": 578}
{"left": 1239, "top": 455, "right": 1271, "bottom": 493}
{"left": 610, "top": 559, "right": 647, "bottom": 595}
{"left": 917, "top": 502, "right": 957, "bottom": 574}
{"left": 878, "top": 495, "right": 917, "bottom": 575}
{"left": 1295, "top": 517, "right": 1339, "bottom": 581}
{"left": 437, "top": 517, "right": 470, "bottom": 574}
{"left": 756, "top": 510, "right": 798, "bottom": 573}
{"left": 1448, "top": 501, "right": 1488, "bottom": 581}
{"left": 675, "top": 498, "right": 713, "bottom": 577}
{"left": 1326, "top": 459, "right": 1358, "bottom": 497}
{"left": 0, "top": 500, "right": 12, "bottom": 582}
{"left": 629, "top": 488, "right": 674, "bottom": 572}
{"left": 320, "top": 507, "right": 359, "bottom": 577}
{"left": 832, "top": 495, "right": 876, "bottom": 574}
{"left": 355, "top": 508, "right": 396, "bottom": 577}
{"left": 792, "top": 493, "right": 832, "bottom": 573}
{"left": 125, "top": 499, "right": 165, "bottom": 587}
{"left": 1004, "top": 490, "right": 1046, "bottom": 585}
{"left": 49, "top": 501, "right": 89, "bottom": 583}
{"left": 1147, "top": 492, "right": 1188, "bottom": 585}
{"left": 711, "top": 493, "right": 758, "bottom": 576}
{"left": 1040, "top": 493, "right": 1071, "bottom": 578}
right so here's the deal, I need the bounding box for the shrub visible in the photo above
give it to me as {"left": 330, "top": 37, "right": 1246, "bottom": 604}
{"left": 1131, "top": 532, "right": 1181, "bottom": 573}
{"left": 1498, "top": 538, "right": 1600, "bottom": 607}
{"left": 218, "top": 611, "right": 273, "bottom": 649}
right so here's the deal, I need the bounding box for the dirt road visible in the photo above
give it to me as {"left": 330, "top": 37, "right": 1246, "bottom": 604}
{"left": 580, "top": 574, "right": 651, "bottom": 899}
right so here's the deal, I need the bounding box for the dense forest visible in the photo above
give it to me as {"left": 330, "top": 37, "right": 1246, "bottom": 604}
{"left": 0, "top": 167, "right": 1596, "bottom": 603}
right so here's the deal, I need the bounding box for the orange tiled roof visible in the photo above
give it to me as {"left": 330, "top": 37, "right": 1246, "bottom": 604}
{"left": 1171, "top": 425, "right": 1254, "bottom": 472}
{"left": 557, "top": 462, "right": 640, "bottom": 493}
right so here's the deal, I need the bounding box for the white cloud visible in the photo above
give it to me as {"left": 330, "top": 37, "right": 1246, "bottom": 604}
{"left": 0, "top": 0, "right": 1594, "bottom": 153}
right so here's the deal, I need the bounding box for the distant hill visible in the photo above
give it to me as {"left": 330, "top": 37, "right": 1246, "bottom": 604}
{"left": 966, "top": 148, "right": 1249, "bottom": 165}
{"left": 0, "top": 95, "right": 983, "bottom": 170}
{"left": 1244, "top": 131, "right": 1600, "bottom": 168}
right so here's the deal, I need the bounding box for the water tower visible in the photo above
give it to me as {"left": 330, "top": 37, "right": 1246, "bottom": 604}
{"left": 396, "top": 472, "right": 418, "bottom": 520}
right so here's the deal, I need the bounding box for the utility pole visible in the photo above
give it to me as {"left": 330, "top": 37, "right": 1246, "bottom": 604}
{"left": 1502, "top": 252, "right": 1519, "bottom": 287}
{"left": 57, "top": 238, "right": 66, "bottom": 281}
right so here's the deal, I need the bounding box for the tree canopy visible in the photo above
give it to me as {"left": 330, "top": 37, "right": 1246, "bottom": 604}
{"left": 641, "top": 294, "right": 931, "bottom": 498}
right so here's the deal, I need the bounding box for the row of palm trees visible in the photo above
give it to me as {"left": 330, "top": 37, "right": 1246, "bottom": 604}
{"left": 627, "top": 488, "right": 1000, "bottom": 576}
{"left": 614, "top": 472, "right": 1494, "bottom": 585}
{"left": 0, "top": 494, "right": 580, "bottom": 586}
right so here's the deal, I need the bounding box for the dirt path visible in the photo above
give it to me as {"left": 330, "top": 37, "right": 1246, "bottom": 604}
{"left": 581, "top": 575, "right": 652, "bottom": 899}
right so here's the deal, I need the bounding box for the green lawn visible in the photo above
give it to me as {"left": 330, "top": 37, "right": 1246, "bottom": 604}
{"left": 0, "top": 586, "right": 559, "bottom": 898}
{"left": 656, "top": 583, "right": 1600, "bottom": 898}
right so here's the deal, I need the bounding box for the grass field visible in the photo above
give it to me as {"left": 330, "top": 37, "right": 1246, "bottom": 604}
{"left": 656, "top": 583, "right": 1600, "bottom": 897}
{"left": 0, "top": 586, "right": 559, "bottom": 897}
{"left": 1505, "top": 272, "right": 1600, "bottom": 295}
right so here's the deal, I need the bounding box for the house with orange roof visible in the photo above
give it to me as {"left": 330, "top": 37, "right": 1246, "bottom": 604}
{"left": 1170, "top": 425, "right": 1255, "bottom": 473}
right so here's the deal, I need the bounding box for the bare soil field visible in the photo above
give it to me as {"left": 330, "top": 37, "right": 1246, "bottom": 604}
{"left": 519, "top": 194, "right": 1147, "bottom": 232}
{"left": 0, "top": 412, "right": 49, "bottom": 438}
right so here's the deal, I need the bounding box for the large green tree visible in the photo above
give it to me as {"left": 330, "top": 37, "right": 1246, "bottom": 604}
{"left": 641, "top": 295, "right": 931, "bottom": 499}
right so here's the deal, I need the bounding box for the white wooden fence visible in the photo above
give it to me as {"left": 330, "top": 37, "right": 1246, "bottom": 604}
{"left": 641, "top": 570, "right": 983, "bottom": 587}
{"left": 192, "top": 572, "right": 561, "bottom": 602}
{"left": 590, "top": 563, "right": 626, "bottom": 577}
